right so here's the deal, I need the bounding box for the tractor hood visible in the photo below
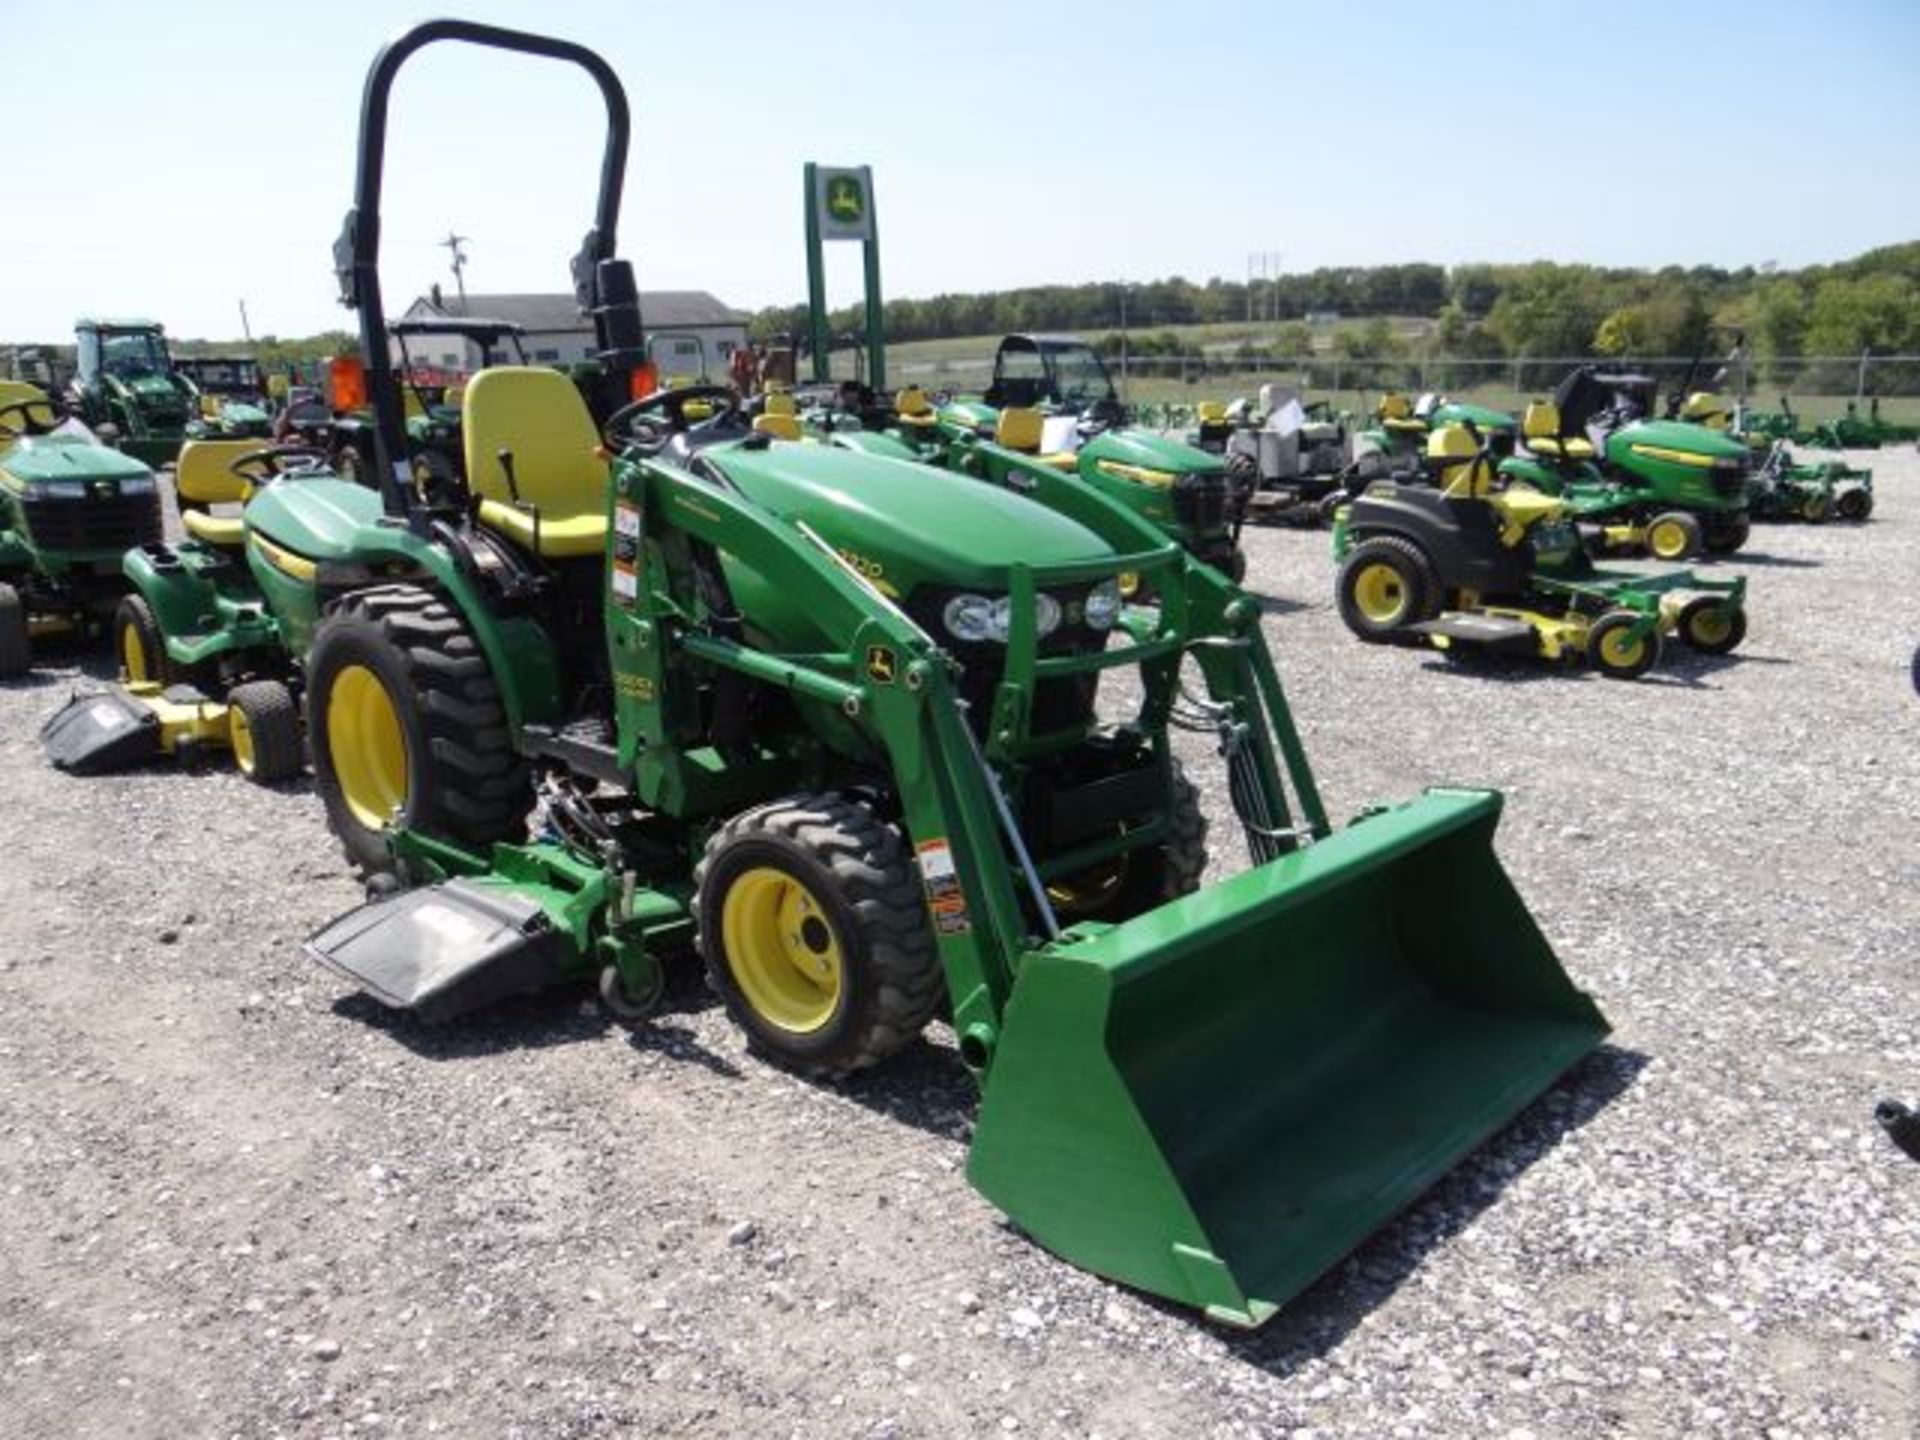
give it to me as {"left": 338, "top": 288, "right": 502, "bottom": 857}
{"left": 710, "top": 441, "right": 1112, "bottom": 595}
{"left": 1078, "top": 428, "right": 1224, "bottom": 476}
{"left": 1611, "top": 418, "right": 1748, "bottom": 461}
{"left": 0, "top": 432, "right": 155, "bottom": 488}
{"left": 244, "top": 475, "right": 386, "bottom": 560}
{"left": 1433, "top": 400, "right": 1516, "bottom": 432}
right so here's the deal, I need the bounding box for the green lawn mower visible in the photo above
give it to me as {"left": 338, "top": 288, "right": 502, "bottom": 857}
{"left": 1334, "top": 424, "right": 1749, "bottom": 680}
{"left": 1497, "top": 368, "right": 1752, "bottom": 561}
{"left": 1744, "top": 441, "right": 1874, "bottom": 523}
{"left": 1355, "top": 391, "right": 1516, "bottom": 464}
{"left": 165, "top": 20, "right": 1612, "bottom": 1328}
{"left": 0, "top": 380, "right": 162, "bottom": 678}
{"left": 65, "top": 319, "right": 198, "bottom": 468}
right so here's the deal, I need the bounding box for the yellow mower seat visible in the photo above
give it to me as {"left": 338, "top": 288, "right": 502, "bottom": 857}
{"left": 0, "top": 381, "right": 58, "bottom": 441}
{"left": 1378, "top": 392, "right": 1426, "bottom": 433}
{"left": 764, "top": 391, "right": 797, "bottom": 417}
{"left": 462, "top": 366, "right": 609, "bottom": 559}
{"left": 183, "top": 512, "right": 247, "bottom": 547}
{"left": 753, "top": 413, "right": 803, "bottom": 441}
{"left": 174, "top": 440, "right": 259, "bottom": 547}
{"left": 1521, "top": 400, "right": 1594, "bottom": 459}
{"left": 1197, "top": 401, "right": 1228, "bottom": 423}
{"left": 995, "top": 407, "right": 1044, "bottom": 453}
{"left": 895, "top": 387, "right": 939, "bottom": 427}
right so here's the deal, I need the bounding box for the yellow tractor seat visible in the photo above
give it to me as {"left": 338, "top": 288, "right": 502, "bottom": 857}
{"left": 175, "top": 439, "right": 260, "bottom": 507}
{"left": 995, "top": 407, "right": 1044, "bottom": 454}
{"left": 753, "top": 413, "right": 803, "bottom": 441}
{"left": 764, "top": 391, "right": 798, "bottom": 417}
{"left": 182, "top": 511, "right": 248, "bottom": 547}
{"left": 1196, "top": 401, "right": 1228, "bottom": 424}
{"left": 1520, "top": 400, "right": 1596, "bottom": 460}
{"left": 0, "top": 380, "right": 58, "bottom": 440}
{"left": 461, "top": 366, "right": 610, "bottom": 559}
{"left": 1428, "top": 424, "right": 1494, "bottom": 498}
{"left": 895, "top": 387, "right": 939, "bottom": 427}
{"left": 1488, "top": 486, "right": 1566, "bottom": 546}
{"left": 1525, "top": 435, "right": 1595, "bottom": 460}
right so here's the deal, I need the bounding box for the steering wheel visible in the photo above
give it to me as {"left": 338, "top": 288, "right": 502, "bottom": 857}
{"left": 229, "top": 443, "right": 331, "bottom": 486}
{"left": 0, "top": 398, "right": 58, "bottom": 439}
{"left": 1076, "top": 395, "right": 1127, "bottom": 438}
{"left": 603, "top": 385, "right": 741, "bottom": 448}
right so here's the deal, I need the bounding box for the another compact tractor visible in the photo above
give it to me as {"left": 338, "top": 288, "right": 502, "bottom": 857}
{"left": 1335, "top": 425, "right": 1748, "bottom": 679}
{"left": 171, "top": 21, "right": 1611, "bottom": 1328}
{"left": 0, "top": 381, "right": 162, "bottom": 678}
{"left": 1499, "top": 368, "right": 1752, "bottom": 560}
{"left": 65, "top": 319, "right": 198, "bottom": 467}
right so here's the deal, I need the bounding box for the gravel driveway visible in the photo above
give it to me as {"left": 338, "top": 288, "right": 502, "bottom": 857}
{"left": 1, "top": 449, "right": 1915, "bottom": 1438}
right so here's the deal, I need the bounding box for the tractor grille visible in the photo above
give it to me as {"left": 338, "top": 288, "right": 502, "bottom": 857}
{"left": 1170, "top": 471, "right": 1229, "bottom": 533}
{"left": 20, "top": 491, "right": 163, "bottom": 553}
{"left": 1710, "top": 462, "right": 1748, "bottom": 498}
{"left": 909, "top": 586, "right": 1110, "bottom": 739}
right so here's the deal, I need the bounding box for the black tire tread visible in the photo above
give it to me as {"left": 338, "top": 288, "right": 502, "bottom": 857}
{"left": 1336, "top": 534, "right": 1439, "bottom": 641}
{"left": 0, "top": 581, "right": 28, "bottom": 680}
{"left": 228, "top": 679, "right": 303, "bottom": 783}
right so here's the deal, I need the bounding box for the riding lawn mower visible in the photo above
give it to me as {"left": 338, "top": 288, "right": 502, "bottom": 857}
{"left": 46, "top": 20, "right": 1613, "bottom": 1328}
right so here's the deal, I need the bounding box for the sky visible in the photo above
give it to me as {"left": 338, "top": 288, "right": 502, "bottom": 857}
{"left": 4, "top": 0, "right": 1917, "bottom": 342}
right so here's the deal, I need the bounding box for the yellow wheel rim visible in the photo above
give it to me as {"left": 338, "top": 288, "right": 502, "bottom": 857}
{"left": 1688, "top": 607, "right": 1733, "bottom": 647}
{"left": 327, "top": 664, "right": 408, "bottom": 830}
{"left": 1648, "top": 520, "right": 1689, "bottom": 559}
{"left": 229, "top": 705, "right": 256, "bottom": 776}
{"left": 1598, "top": 627, "right": 1646, "bottom": 668}
{"left": 721, "top": 866, "right": 844, "bottom": 1034}
{"left": 1047, "top": 848, "right": 1128, "bottom": 917}
{"left": 1351, "top": 562, "right": 1409, "bottom": 625}
{"left": 121, "top": 620, "right": 152, "bottom": 683}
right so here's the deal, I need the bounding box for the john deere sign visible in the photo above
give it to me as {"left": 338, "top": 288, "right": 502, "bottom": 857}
{"left": 813, "top": 165, "right": 875, "bottom": 242}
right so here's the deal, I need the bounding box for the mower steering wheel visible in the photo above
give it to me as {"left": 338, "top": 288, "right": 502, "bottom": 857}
{"left": 1076, "top": 396, "right": 1127, "bottom": 439}
{"left": 0, "top": 399, "right": 58, "bottom": 439}
{"left": 604, "top": 385, "right": 741, "bottom": 448}
{"left": 228, "top": 444, "right": 332, "bottom": 485}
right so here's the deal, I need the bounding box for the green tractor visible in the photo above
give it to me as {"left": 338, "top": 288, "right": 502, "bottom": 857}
{"left": 387, "top": 315, "right": 531, "bottom": 492}
{"left": 65, "top": 319, "right": 198, "bottom": 467}
{"left": 1354, "top": 391, "right": 1517, "bottom": 466}
{"left": 174, "top": 354, "right": 274, "bottom": 439}
{"left": 1333, "top": 424, "right": 1749, "bottom": 679}
{"left": 95, "top": 20, "right": 1609, "bottom": 1326}
{"left": 0, "top": 381, "right": 163, "bottom": 678}
{"left": 1498, "top": 368, "right": 1751, "bottom": 561}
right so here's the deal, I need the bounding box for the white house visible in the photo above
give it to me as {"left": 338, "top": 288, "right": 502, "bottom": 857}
{"left": 396, "top": 289, "right": 750, "bottom": 375}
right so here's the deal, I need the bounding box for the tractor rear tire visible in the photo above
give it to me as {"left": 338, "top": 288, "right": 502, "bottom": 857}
{"left": 1336, "top": 535, "right": 1437, "bottom": 641}
{"left": 696, "top": 792, "right": 943, "bottom": 1080}
{"left": 1677, "top": 598, "right": 1747, "bottom": 656}
{"left": 113, "top": 594, "right": 175, "bottom": 684}
{"left": 1645, "top": 511, "right": 1703, "bottom": 562}
{"left": 1587, "top": 610, "right": 1662, "bottom": 681}
{"left": 1703, "top": 513, "right": 1750, "bottom": 555}
{"left": 227, "top": 679, "right": 303, "bottom": 784}
{"left": 307, "top": 585, "right": 531, "bottom": 873}
{"left": 0, "top": 582, "right": 28, "bottom": 680}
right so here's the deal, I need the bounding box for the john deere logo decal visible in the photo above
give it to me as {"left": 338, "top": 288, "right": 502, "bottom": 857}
{"left": 865, "top": 645, "right": 896, "bottom": 685}
{"left": 827, "top": 175, "right": 865, "bottom": 223}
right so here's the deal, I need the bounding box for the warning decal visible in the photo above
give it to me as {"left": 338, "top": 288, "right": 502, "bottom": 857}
{"left": 916, "top": 838, "right": 971, "bottom": 936}
{"left": 611, "top": 499, "right": 643, "bottom": 607}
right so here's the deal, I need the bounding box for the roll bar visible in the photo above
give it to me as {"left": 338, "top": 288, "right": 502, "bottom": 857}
{"left": 331, "top": 18, "right": 638, "bottom": 521}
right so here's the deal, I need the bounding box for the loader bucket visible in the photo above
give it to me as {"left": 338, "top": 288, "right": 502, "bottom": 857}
{"left": 967, "top": 787, "right": 1608, "bottom": 1327}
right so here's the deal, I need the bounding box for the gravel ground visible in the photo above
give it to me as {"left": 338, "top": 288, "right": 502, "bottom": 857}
{"left": 1, "top": 449, "right": 1916, "bottom": 1438}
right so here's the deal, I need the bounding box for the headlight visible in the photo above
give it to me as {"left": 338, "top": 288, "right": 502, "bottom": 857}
{"left": 35, "top": 480, "right": 87, "bottom": 500}
{"left": 1082, "top": 579, "right": 1121, "bottom": 630}
{"left": 118, "top": 475, "right": 157, "bottom": 496}
{"left": 942, "top": 591, "right": 1063, "bottom": 645}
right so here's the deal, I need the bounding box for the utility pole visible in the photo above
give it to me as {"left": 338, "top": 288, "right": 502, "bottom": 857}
{"left": 1246, "top": 254, "right": 1254, "bottom": 325}
{"left": 1119, "top": 286, "right": 1130, "bottom": 404}
{"left": 439, "top": 232, "right": 471, "bottom": 312}
{"left": 237, "top": 299, "right": 253, "bottom": 343}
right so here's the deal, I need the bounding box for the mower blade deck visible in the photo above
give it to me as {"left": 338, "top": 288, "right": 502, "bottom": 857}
{"left": 41, "top": 689, "right": 168, "bottom": 774}
{"left": 304, "top": 879, "right": 573, "bottom": 1023}
{"left": 967, "top": 787, "right": 1608, "bottom": 1327}
{"left": 1412, "top": 613, "right": 1539, "bottom": 654}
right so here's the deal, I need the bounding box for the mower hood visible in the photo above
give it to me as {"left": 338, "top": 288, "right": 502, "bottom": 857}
{"left": 709, "top": 441, "right": 1113, "bottom": 594}
{"left": 0, "top": 432, "right": 156, "bottom": 488}
{"left": 1077, "top": 428, "right": 1225, "bottom": 477}
{"left": 1612, "top": 418, "right": 1749, "bottom": 462}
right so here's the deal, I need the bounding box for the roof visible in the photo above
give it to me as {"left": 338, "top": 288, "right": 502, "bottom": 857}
{"left": 76, "top": 318, "right": 164, "bottom": 332}
{"left": 403, "top": 290, "right": 747, "bottom": 333}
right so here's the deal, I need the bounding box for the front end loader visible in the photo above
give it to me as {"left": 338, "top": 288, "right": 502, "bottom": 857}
{"left": 289, "top": 20, "right": 1609, "bottom": 1328}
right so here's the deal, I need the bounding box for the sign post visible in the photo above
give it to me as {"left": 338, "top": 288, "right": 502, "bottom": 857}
{"left": 804, "top": 163, "right": 885, "bottom": 390}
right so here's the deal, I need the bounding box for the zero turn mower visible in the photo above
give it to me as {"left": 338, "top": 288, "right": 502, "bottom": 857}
{"left": 1335, "top": 424, "right": 1749, "bottom": 679}
{"left": 280, "top": 21, "right": 1608, "bottom": 1327}
{"left": 1196, "top": 385, "right": 1355, "bottom": 526}
{"left": 0, "top": 381, "right": 162, "bottom": 678}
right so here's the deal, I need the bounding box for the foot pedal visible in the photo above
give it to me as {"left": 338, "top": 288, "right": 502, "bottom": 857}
{"left": 1413, "top": 613, "right": 1539, "bottom": 655}
{"left": 41, "top": 689, "right": 165, "bottom": 774}
{"left": 304, "top": 879, "right": 574, "bottom": 1022}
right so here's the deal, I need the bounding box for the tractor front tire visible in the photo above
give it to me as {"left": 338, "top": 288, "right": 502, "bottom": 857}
{"left": 227, "top": 679, "right": 303, "bottom": 784}
{"left": 1047, "top": 759, "right": 1207, "bottom": 923}
{"left": 1677, "top": 598, "right": 1747, "bottom": 657}
{"left": 1645, "top": 511, "right": 1703, "bottom": 562}
{"left": 307, "top": 585, "right": 531, "bottom": 873}
{"left": 1588, "top": 610, "right": 1662, "bottom": 681}
{"left": 1703, "top": 513, "right": 1750, "bottom": 555}
{"left": 0, "top": 582, "right": 28, "bottom": 679}
{"left": 1799, "top": 490, "right": 1833, "bottom": 524}
{"left": 1336, "top": 535, "right": 1437, "bottom": 641}
{"left": 696, "top": 792, "right": 943, "bottom": 1080}
{"left": 1836, "top": 488, "right": 1873, "bottom": 522}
